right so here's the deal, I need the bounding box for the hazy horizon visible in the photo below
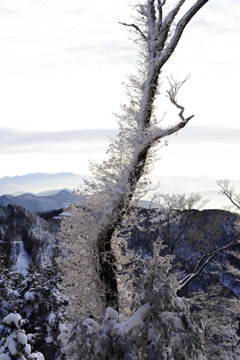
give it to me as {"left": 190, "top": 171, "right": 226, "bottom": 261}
{"left": 0, "top": 1, "right": 239, "bottom": 183}
{"left": 1, "top": 124, "right": 240, "bottom": 180}
{"left": 1, "top": 171, "right": 240, "bottom": 210}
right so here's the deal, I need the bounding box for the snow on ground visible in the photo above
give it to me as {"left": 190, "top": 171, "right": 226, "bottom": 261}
{"left": 12, "top": 241, "right": 30, "bottom": 274}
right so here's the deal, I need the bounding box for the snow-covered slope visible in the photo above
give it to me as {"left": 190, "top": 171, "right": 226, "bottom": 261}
{"left": 0, "top": 204, "right": 57, "bottom": 269}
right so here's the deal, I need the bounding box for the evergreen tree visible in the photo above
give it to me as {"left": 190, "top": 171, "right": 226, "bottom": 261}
{"left": 0, "top": 259, "right": 67, "bottom": 360}
{"left": 0, "top": 312, "right": 44, "bottom": 360}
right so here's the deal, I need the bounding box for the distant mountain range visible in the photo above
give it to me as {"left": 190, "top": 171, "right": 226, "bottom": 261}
{"left": 0, "top": 172, "right": 239, "bottom": 210}
{"left": 0, "top": 172, "right": 90, "bottom": 196}
{"left": 0, "top": 189, "right": 77, "bottom": 213}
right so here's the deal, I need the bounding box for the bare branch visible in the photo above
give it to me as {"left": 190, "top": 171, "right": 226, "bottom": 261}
{"left": 166, "top": 75, "right": 194, "bottom": 123}
{"left": 119, "top": 22, "right": 147, "bottom": 40}
{"left": 143, "top": 76, "right": 193, "bottom": 143}
{"left": 166, "top": 75, "right": 189, "bottom": 101}
{"left": 217, "top": 179, "right": 240, "bottom": 210}
{"left": 178, "top": 234, "right": 240, "bottom": 291}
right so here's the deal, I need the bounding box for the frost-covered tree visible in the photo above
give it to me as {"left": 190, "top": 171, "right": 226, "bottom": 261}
{"left": 218, "top": 179, "right": 240, "bottom": 211}
{"left": 62, "top": 242, "right": 206, "bottom": 360}
{"left": 61, "top": 0, "right": 210, "bottom": 316}
{"left": 17, "top": 262, "right": 67, "bottom": 360}
{"left": 58, "top": 1, "right": 218, "bottom": 359}
{"left": 191, "top": 284, "right": 240, "bottom": 359}
{"left": 138, "top": 194, "right": 240, "bottom": 358}
{"left": 143, "top": 193, "right": 240, "bottom": 291}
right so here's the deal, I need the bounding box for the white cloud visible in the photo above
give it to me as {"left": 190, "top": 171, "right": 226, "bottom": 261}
{"left": 0, "top": 128, "right": 117, "bottom": 153}
{"left": 0, "top": 1, "right": 239, "bottom": 178}
{"left": 0, "top": 125, "right": 239, "bottom": 179}
{"left": 0, "top": 128, "right": 117, "bottom": 177}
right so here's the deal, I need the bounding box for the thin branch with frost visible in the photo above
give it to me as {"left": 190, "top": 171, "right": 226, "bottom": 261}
{"left": 166, "top": 75, "right": 194, "bottom": 122}
{"left": 178, "top": 234, "right": 240, "bottom": 291}
{"left": 217, "top": 179, "right": 240, "bottom": 210}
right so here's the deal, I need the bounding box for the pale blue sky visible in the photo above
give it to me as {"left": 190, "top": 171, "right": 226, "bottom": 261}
{"left": 0, "top": 0, "right": 239, "bottom": 179}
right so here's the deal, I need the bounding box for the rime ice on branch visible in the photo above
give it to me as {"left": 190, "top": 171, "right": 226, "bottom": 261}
{"left": 60, "top": 0, "right": 210, "bottom": 316}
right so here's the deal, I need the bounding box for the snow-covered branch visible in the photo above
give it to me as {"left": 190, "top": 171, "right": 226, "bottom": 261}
{"left": 178, "top": 235, "right": 240, "bottom": 291}
{"left": 155, "top": 0, "right": 209, "bottom": 68}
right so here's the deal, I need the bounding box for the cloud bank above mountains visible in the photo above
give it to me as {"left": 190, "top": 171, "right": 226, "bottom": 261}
{"left": 0, "top": 1, "right": 239, "bottom": 179}
{"left": 1, "top": 125, "right": 240, "bottom": 154}
{"left": 1, "top": 125, "right": 240, "bottom": 180}
{"left": 0, "top": 128, "right": 117, "bottom": 154}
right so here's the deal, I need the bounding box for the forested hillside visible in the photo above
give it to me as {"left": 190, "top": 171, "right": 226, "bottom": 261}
{"left": 0, "top": 204, "right": 239, "bottom": 359}
{"left": 0, "top": 205, "right": 67, "bottom": 360}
